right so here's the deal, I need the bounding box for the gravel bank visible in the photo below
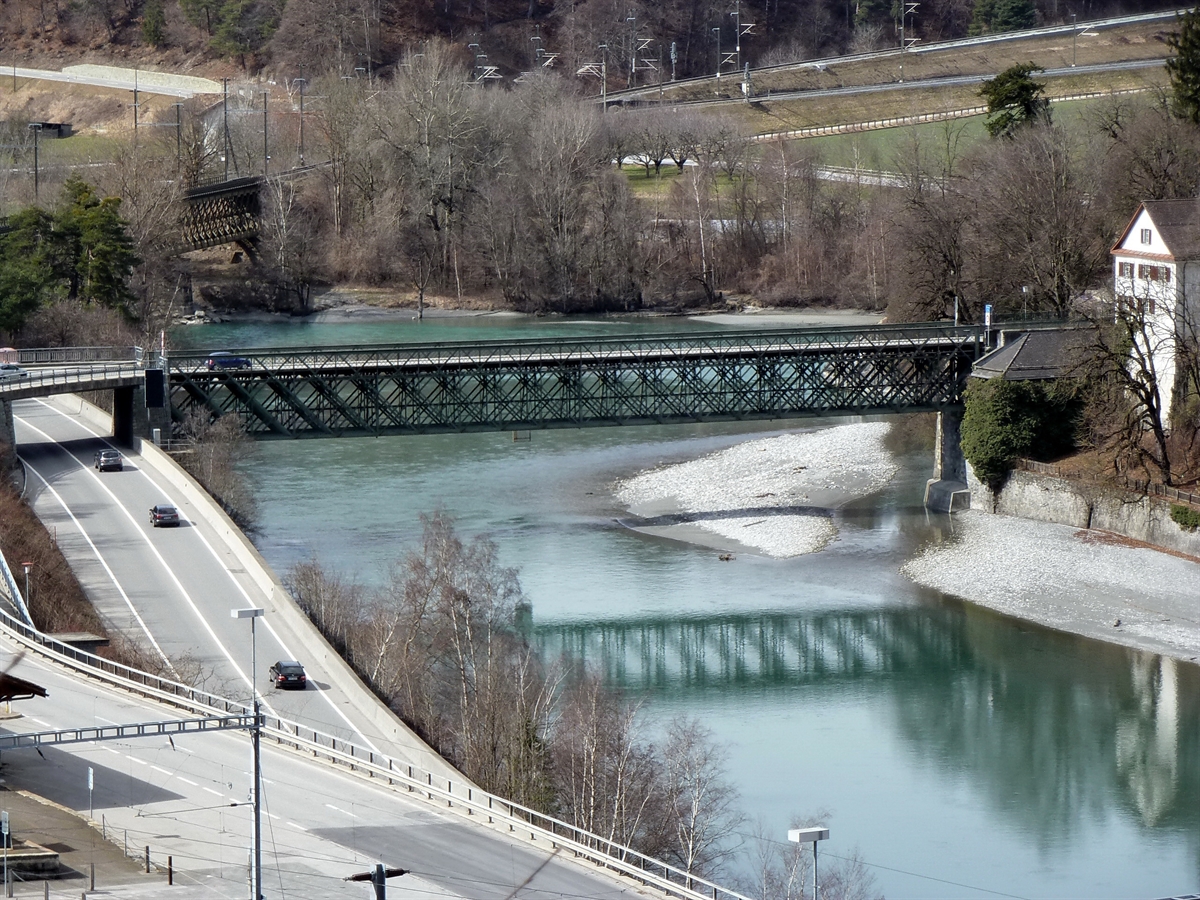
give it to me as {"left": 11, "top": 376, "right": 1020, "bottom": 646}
{"left": 903, "top": 511, "right": 1200, "bottom": 662}
{"left": 615, "top": 422, "right": 899, "bottom": 557}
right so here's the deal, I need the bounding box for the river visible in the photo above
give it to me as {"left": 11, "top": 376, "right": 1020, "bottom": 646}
{"left": 176, "top": 313, "right": 1200, "bottom": 899}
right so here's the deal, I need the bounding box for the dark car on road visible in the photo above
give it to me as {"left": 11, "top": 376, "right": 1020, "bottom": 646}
{"left": 269, "top": 660, "right": 307, "bottom": 690}
{"left": 94, "top": 449, "right": 123, "bottom": 472}
{"left": 205, "top": 352, "right": 252, "bottom": 371}
{"left": 149, "top": 504, "right": 180, "bottom": 527}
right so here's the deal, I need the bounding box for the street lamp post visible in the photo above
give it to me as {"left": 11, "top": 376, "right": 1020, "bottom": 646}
{"left": 1071, "top": 13, "right": 1078, "bottom": 66}
{"left": 713, "top": 27, "right": 722, "bottom": 83}
{"left": 231, "top": 608, "right": 264, "bottom": 900}
{"left": 788, "top": 826, "right": 830, "bottom": 900}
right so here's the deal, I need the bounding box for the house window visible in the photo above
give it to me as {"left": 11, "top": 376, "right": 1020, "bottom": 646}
{"left": 1141, "top": 228, "right": 1153, "bottom": 244}
{"left": 1137, "top": 264, "right": 1172, "bottom": 283}
{"left": 1118, "top": 262, "right": 1134, "bottom": 277}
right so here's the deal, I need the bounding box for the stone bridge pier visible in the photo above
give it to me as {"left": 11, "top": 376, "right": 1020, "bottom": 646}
{"left": 924, "top": 408, "right": 970, "bottom": 512}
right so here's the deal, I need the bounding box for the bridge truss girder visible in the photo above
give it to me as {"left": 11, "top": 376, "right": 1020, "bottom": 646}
{"left": 168, "top": 328, "right": 982, "bottom": 439}
{"left": 179, "top": 176, "right": 262, "bottom": 252}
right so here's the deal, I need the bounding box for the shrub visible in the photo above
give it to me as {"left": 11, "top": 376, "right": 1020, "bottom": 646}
{"left": 961, "top": 377, "right": 1082, "bottom": 490}
{"left": 1170, "top": 504, "right": 1200, "bottom": 531}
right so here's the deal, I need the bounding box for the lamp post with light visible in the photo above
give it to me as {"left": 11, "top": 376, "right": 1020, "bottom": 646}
{"left": 232, "top": 607, "right": 264, "bottom": 900}
{"left": 788, "top": 826, "right": 830, "bottom": 900}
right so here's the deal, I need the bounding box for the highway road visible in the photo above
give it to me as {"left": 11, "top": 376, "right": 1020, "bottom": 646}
{"left": 0, "top": 643, "right": 640, "bottom": 900}
{"left": 12, "top": 395, "right": 409, "bottom": 759}
{"left": 2, "top": 394, "right": 668, "bottom": 898}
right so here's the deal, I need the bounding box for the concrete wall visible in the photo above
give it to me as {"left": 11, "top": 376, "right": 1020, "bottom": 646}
{"left": 968, "top": 465, "right": 1200, "bottom": 557}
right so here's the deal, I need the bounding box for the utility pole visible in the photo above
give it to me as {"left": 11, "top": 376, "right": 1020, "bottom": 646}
{"left": 173, "top": 102, "right": 182, "bottom": 180}
{"left": 28, "top": 124, "right": 41, "bottom": 203}
{"left": 261, "top": 90, "right": 269, "bottom": 177}
{"left": 222, "top": 78, "right": 230, "bottom": 181}
{"left": 713, "top": 26, "right": 721, "bottom": 84}
{"left": 1071, "top": 12, "right": 1078, "bottom": 66}
{"left": 295, "top": 77, "right": 306, "bottom": 164}
{"left": 232, "top": 609, "right": 264, "bottom": 900}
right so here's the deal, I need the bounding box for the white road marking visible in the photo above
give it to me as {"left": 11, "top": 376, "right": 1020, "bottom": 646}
{"left": 176, "top": 777, "right": 197, "bottom": 786}
{"left": 324, "top": 804, "right": 359, "bottom": 819}
{"left": 286, "top": 822, "right": 307, "bottom": 831}
{"left": 16, "top": 450, "right": 172, "bottom": 668}
{"left": 26, "top": 717, "right": 50, "bottom": 728}
{"left": 125, "top": 755, "right": 146, "bottom": 765}
{"left": 18, "top": 405, "right": 286, "bottom": 722}
{"left": 28, "top": 398, "right": 384, "bottom": 755}
{"left": 150, "top": 765, "right": 171, "bottom": 775}
{"left": 203, "top": 787, "right": 222, "bottom": 797}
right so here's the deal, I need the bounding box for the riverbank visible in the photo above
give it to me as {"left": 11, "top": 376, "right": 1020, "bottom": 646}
{"left": 613, "top": 417, "right": 1200, "bottom": 663}
{"left": 903, "top": 510, "right": 1200, "bottom": 663}
{"left": 615, "top": 421, "right": 899, "bottom": 558}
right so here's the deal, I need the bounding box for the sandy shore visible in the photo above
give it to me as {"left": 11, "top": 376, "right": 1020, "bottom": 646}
{"left": 615, "top": 422, "right": 898, "bottom": 558}
{"left": 903, "top": 511, "right": 1200, "bottom": 662}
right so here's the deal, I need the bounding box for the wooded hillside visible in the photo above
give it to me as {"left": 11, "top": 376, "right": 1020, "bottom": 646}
{"left": 0, "top": 0, "right": 1188, "bottom": 79}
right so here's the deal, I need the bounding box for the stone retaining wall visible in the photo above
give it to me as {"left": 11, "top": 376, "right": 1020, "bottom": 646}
{"left": 968, "top": 466, "right": 1200, "bottom": 557}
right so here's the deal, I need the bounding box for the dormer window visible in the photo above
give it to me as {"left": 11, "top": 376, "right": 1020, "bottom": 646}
{"left": 1141, "top": 228, "right": 1153, "bottom": 244}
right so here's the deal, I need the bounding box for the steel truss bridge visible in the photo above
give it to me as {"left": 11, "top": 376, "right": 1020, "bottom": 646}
{"left": 168, "top": 323, "right": 986, "bottom": 438}
{"left": 179, "top": 175, "right": 262, "bottom": 251}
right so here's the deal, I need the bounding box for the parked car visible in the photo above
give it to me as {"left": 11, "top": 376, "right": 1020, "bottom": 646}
{"left": 205, "top": 352, "right": 252, "bottom": 371}
{"left": 0, "top": 364, "right": 28, "bottom": 382}
{"left": 149, "top": 504, "right": 180, "bottom": 527}
{"left": 94, "top": 450, "right": 123, "bottom": 472}
{"left": 269, "top": 660, "right": 307, "bottom": 690}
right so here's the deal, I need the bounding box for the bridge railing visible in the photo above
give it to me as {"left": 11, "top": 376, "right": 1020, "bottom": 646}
{"left": 168, "top": 322, "right": 987, "bottom": 373}
{"left": 14, "top": 346, "right": 147, "bottom": 366}
{"left": 0, "top": 557, "right": 753, "bottom": 900}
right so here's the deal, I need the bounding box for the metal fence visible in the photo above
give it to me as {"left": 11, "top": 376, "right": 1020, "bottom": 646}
{"left": 0, "top": 551, "right": 753, "bottom": 900}
{"left": 1015, "top": 458, "right": 1200, "bottom": 508}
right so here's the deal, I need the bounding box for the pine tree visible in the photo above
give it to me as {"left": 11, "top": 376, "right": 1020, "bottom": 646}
{"left": 1167, "top": 8, "right": 1200, "bottom": 124}
{"left": 980, "top": 63, "right": 1050, "bottom": 138}
{"left": 141, "top": 0, "right": 166, "bottom": 46}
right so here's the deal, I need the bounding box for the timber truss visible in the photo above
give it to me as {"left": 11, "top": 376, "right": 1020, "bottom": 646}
{"left": 168, "top": 324, "right": 986, "bottom": 439}
{"left": 179, "top": 176, "right": 262, "bottom": 252}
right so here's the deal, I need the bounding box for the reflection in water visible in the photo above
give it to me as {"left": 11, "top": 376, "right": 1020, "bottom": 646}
{"left": 533, "top": 605, "right": 1200, "bottom": 848}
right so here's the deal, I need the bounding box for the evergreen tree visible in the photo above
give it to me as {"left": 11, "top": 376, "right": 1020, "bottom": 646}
{"left": 970, "top": 0, "right": 1036, "bottom": 35}
{"left": 0, "top": 177, "right": 139, "bottom": 334}
{"left": 1167, "top": 8, "right": 1200, "bottom": 124}
{"left": 141, "top": 0, "right": 166, "bottom": 46}
{"left": 980, "top": 63, "right": 1050, "bottom": 138}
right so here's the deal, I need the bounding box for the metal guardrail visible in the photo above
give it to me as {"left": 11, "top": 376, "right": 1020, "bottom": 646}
{"left": 0, "top": 715, "right": 258, "bottom": 749}
{"left": 0, "top": 563, "right": 752, "bottom": 900}
{"left": 13, "top": 346, "right": 145, "bottom": 365}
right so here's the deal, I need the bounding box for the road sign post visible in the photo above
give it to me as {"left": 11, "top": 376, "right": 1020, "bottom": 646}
{"left": 3, "top": 809, "right": 9, "bottom": 897}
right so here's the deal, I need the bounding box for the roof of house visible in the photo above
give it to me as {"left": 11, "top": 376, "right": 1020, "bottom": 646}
{"left": 1114, "top": 198, "right": 1200, "bottom": 260}
{"left": 971, "top": 330, "right": 1091, "bottom": 381}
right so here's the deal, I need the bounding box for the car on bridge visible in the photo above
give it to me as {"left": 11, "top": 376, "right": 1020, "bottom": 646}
{"left": 149, "top": 504, "right": 181, "bottom": 527}
{"left": 94, "top": 450, "right": 123, "bottom": 471}
{"left": 205, "top": 352, "right": 252, "bottom": 371}
{"left": 269, "top": 660, "right": 307, "bottom": 690}
{"left": 0, "top": 364, "right": 28, "bottom": 382}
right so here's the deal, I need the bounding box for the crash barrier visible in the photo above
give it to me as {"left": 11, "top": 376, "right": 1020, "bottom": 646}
{"left": 0, "top": 567, "right": 753, "bottom": 900}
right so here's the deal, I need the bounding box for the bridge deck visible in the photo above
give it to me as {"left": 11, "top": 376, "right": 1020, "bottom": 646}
{"left": 167, "top": 324, "right": 986, "bottom": 438}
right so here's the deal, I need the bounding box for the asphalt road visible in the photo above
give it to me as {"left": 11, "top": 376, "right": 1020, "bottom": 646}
{"left": 0, "top": 646, "right": 638, "bottom": 900}
{"left": 13, "top": 396, "right": 390, "bottom": 751}
{"left": 4, "top": 395, "right": 650, "bottom": 898}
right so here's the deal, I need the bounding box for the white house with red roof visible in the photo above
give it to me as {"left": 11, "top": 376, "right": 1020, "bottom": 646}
{"left": 1111, "top": 198, "right": 1200, "bottom": 421}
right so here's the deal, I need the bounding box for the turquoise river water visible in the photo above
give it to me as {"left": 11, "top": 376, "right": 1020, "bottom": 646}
{"left": 176, "top": 314, "right": 1200, "bottom": 900}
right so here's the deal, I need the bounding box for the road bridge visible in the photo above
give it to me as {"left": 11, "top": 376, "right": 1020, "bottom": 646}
{"left": 166, "top": 323, "right": 984, "bottom": 437}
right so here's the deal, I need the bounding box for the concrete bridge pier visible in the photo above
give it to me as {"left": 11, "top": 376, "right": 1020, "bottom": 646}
{"left": 924, "top": 408, "right": 970, "bottom": 512}
{"left": 0, "top": 400, "right": 15, "bottom": 469}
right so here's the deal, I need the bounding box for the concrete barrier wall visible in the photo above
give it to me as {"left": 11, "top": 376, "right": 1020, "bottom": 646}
{"left": 133, "top": 434, "right": 465, "bottom": 782}
{"left": 968, "top": 466, "right": 1200, "bottom": 557}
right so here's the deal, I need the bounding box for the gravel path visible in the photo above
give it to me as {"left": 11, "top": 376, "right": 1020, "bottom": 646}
{"left": 903, "top": 510, "right": 1200, "bottom": 661}
{"left": 615, "top": 422, "right": 898, "bottom": 557}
